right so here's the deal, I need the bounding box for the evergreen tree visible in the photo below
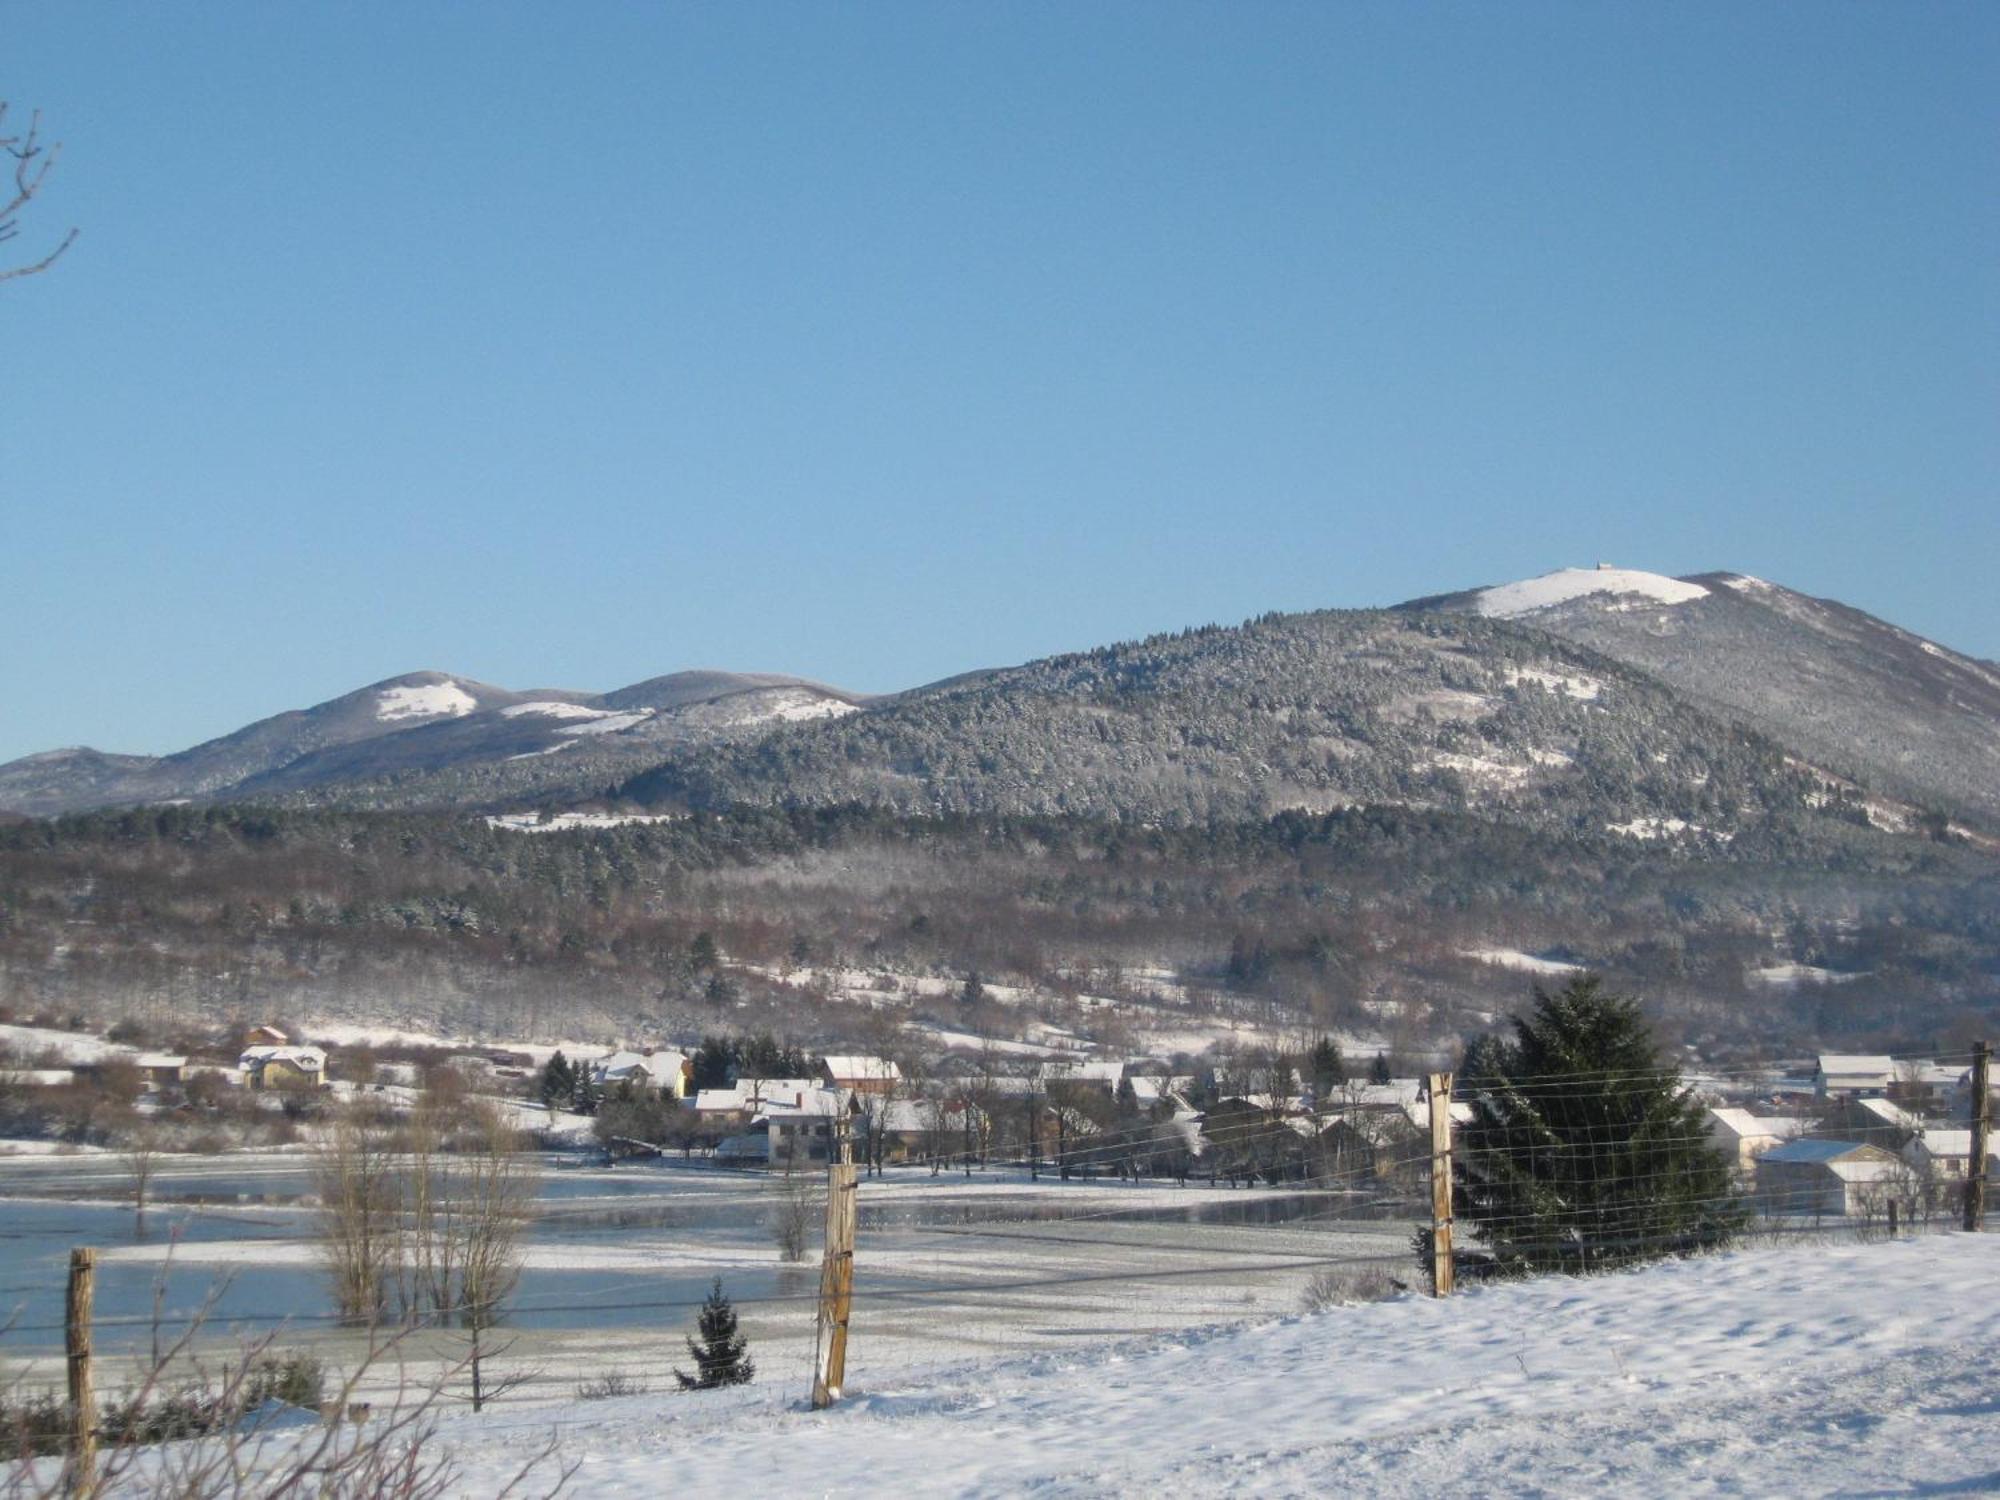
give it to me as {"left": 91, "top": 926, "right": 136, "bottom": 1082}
{"left": 570, "top": 1069, "right": 601, "bottom": 1117}
{"left": 689, "top": 931, "right": 719, "bottom": 972}
{"left": 537, "top": 1051, "right": 574, "bottom": 1110}
{"left": 1114, "top": 1075, "right": 1139, "bottom": 1117}
{"left": 960, "top": 971, "right": 986, "bottom": 1008}
{"left": 1450, "top": 975, "right": 1745, "bottom": 1277}
{"left": 691, "top": 1035, "right": 736, "bottom": 1092}
{"left": 1307, "top": 1036, "right": 1345, "bottom": 1097}
{"left": 1369, "top": 1051, "right": 1392, "bottom": 1086}
{"left": 675, "top": 1278, "right": 754, "bottom": 1390}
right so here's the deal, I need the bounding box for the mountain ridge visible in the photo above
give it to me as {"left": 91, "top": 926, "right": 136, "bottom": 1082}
{"left": 4, "top": 567, "right": 1993, "bottom": 840}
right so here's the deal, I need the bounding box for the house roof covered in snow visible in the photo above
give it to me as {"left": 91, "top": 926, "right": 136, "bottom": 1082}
{"left": 238, "top": 1045, "right": 325, "bottom": 1071}
{"left": 820, "top": 1056, "right": 902, "bottom": 1083}
{"left": 1040, "top": 1060, "right": 1124, "bottom": 1086}
{"left": 1758, "top": 1139, "right": 1902, "bottom": 1177}
{"left": 1856, "top": 1097, "right": 1924, "bottom": 1132}
{"left": 1815, "top": 1055, "right": 1895, "bottom": 1082}
{"left": 1906, "top": 1130, "right": 1995, "bottom": 1162}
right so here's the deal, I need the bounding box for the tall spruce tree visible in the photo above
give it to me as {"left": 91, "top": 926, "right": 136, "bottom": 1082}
{"left": 675, "top": 1278, "right": 754, "bottom": 1390}
{"left": 537, "top": 1051, "right": 573, "bottom": 1110}
{"left": 1452, "top": 975, "right": 1744, "bottom": 1276}
{"left": 1307, "top": 1036, "right": 1346, "bottom": 1098}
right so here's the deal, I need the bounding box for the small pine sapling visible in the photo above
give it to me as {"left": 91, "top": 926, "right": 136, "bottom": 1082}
{"left": 676, "top": 1278, "right": 754, "bottom": 1390}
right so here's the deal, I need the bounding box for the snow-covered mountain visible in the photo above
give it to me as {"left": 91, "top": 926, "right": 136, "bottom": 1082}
{"left": 5, "top": 565, "right": 1993, "bottom": 837}
{"left": 0, "top": 670, "right": 864, "bottom": 815}
{"left": 1401, "top": 566, "right": 2000, "bottom": 826}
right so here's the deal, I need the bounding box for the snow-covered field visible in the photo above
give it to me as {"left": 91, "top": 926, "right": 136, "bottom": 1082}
{"left": 437, "top": 1231, "right": 1999, "bottom": 1498}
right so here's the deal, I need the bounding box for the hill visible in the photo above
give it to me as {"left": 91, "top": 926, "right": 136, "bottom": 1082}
{"left": 1400, "top": 566, "right": 2000, "bottom": 829}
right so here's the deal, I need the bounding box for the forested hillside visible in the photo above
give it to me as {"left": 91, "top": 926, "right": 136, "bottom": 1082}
{"left": 3, "top": 801, "right": 1993, "bottom": 1060}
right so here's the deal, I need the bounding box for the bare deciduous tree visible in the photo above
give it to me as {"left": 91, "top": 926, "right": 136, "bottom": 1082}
{"left": 311, "top": 1104, "right": 403, "bottom": 1324}
{"left": 122, "top": 1124, "right": 161, "bottom": 1218}
{"left": 0, "top": 103, "right": 78, "bottom": 283}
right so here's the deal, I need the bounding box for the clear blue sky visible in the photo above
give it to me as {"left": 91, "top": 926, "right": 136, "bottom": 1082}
{"left": 4, "top": 3, "right": 1994, "bottom": 761}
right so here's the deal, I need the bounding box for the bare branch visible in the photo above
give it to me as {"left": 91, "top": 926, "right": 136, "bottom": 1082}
{"left": 0, "top": 102, "right": 79, "bottom": 283}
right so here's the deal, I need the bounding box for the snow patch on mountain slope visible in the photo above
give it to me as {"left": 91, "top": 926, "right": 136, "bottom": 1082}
{"left": 1606, "top": 816, "right": 1729, "bottom": 842}
{"left": 1474, "top": 568, "right": 1709, "bottom": 619}
{"left": 485, "top": 811, "right": 681, "bottom": 833}
{"left": 556, "top": 711, "right": 655, "bottom": 736}
{"left": 500, "top": 701, "right": 606, "bottom": 721}
{"left": 375, "top": 682, "right": 478, "bottom": 721}
{"left": 762, "top": 693, "right": 860, "bottom": 723}
{"left": 1505, "top": 666, "right": 1603, "bottom": 700}
{"left": 1466, "top": 947, "right": 1585, "bottom": 976}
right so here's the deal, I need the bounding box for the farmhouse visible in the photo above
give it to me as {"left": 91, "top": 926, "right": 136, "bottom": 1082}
{"left": 593, "top": 1049, "right": 692, "bottom": 1097}
{"left": 1755, "top": 1139, "right": 1904, "bottom": 1217}
{"left": 238, "top": 1044, "right": 328, "bottom": 1090}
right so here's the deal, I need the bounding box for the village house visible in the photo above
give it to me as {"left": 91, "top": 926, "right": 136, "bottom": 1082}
{"left": 1812, "top": 1054, "right": 1895, "bottom": 1100}
{"left": 1039, "top": 1059, "right": 1124, "bottom": 1094}
{"left": 1900, "top": 1129, "right": 2000, "bottom": 1187}
{"left": 1754, "top": 1139, "right": 1905, "bottom": 1217}
{"left": 238, "top": 1044, "right": 328, "bottom": 1090}
{"left": 1705, "top": 1107, "right": 1805, "bottom": 1173}
{"left": 245, "top": 1025, "right": 291, "bottom": 1047}
{"left": 714, "top": 1085, "right": 849, "bottom": 1166}
{"left": 592, "top": 1048, "right": 692, "bottom": 1097}
{"left": 1824, "top": 1095, "right": 1927, "bottom": 1149}
{"left": 133, "top": 1053, "right": 187, "bottom": 1092}
{"left": 693, "top": 1077, "right": 823, "bottom": 1126}
{"left": 819, "top": 1056, "right": 902, "bottom": 1096}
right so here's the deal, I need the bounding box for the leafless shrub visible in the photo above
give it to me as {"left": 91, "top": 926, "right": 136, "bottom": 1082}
{"left": 574, "top": 1373, "right": 646, "bottom": 1401}
{"left": 1300, "top": 1265, "right": 1398, "bottom": 1313}
{"left": 2, "top": 1277, "right": 573, "bottom": 1499}
{"left": 771, "top": 1173, "right": 818, "bottom": 1264}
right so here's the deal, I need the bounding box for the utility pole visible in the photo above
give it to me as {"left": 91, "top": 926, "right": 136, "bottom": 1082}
{"left": 812, "top": 1124, "right": 858, "bottom": 1409}
{"left": 1027, "top": 1088, "right": 1038, "bottom": 1180}
{"left": 1966, "top": 1041, "right": 1991, "bottom": 1233}
{"left": 65, "top": 1247, "right": 96, "bottom": 1495}
{"left": 1427, "top": 1072, "right": 1456, "bottom": 1297}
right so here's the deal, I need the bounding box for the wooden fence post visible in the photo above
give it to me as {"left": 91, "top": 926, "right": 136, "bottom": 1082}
{"left": 812, "top": 1130, "right": 858, "bottom": 1409}
{"left": 1427, "top": 1073, "right": 1455, "bottom": 1298}
{"left": 65, "top": 1247, "right": 96, "bottom": 1495}
{"left": 1967, "top": 1040, "right": 1991, "bottom": 1233}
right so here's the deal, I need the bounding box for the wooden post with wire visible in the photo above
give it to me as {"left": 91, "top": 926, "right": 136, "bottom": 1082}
{"left": 811, "top": 1123, "right": 859, "bottom": 1409}
{"left": 1965, "top": 1040, "right": 1991, "bottom": 1233}
{"left": 65, "top": 1246, "right": 96, "bottom": 1495}
{"left": 1427, "top": 1073, "right": 1455, "bottom": 1297}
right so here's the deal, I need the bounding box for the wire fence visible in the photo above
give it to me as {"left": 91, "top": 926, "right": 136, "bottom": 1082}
{"left": 0, "top": 1048, "right": 1990, "bottom": 1415}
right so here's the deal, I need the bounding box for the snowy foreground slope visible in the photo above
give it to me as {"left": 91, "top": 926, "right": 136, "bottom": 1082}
{"left": 449, "top": 1233, "right": 2000, "bottom": 1498}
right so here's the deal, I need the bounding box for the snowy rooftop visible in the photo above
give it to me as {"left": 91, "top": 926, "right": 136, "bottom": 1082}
{"left": 820, "top": 1056, "right": 902, "bottom": 1082}
{"left": 1759, "top": 1138, "right": 1896, "bottom": 1166}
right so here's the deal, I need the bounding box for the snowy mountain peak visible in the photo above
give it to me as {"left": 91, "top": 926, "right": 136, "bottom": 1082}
{"left": 374, "top": 678, "right": 480, "bottom": 722}
{"left": 1471, "top": 566, "right": 1711, "bottom": 619}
